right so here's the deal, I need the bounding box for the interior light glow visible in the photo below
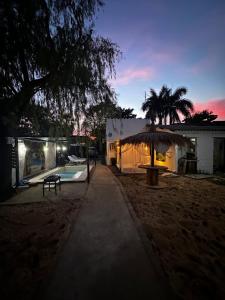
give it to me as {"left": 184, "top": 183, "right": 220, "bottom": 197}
{"left": 18, "top": 143, "right": 27, "bottom": 155}
{"left": 62, "top": 146, "right": 67, "bottom": 151}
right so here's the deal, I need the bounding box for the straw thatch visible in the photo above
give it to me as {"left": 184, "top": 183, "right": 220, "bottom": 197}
{"left": 120, "top": 125, "right": 192, "bottom": 147}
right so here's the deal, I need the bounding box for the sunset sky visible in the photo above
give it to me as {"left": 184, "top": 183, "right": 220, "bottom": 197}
{"left": 95, "top": 0, "right": 225, "bottom": 119}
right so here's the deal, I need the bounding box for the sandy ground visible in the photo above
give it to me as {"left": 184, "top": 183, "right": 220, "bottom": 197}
{"left": 110, "top": 167, "right": 225, "bottom": 300}
{"left": 0, "top": 198, "right": 82, "bottom": 300}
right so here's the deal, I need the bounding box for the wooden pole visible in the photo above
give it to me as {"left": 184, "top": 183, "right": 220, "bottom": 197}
{"left": 150, "top": 142, "right": 154, "bottom": 167}
{"left": 86, "top": 142, "right": 90, "bottom": 183}
{"left": 119, "top": 140, "right": 122, "bottom": 172}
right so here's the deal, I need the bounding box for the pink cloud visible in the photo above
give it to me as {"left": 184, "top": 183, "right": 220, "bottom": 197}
{"left": 112, "top": 67, "right": 155, "bottom": 86}
{"left": 194, "top": 99, "right": 225, "bottom": 120}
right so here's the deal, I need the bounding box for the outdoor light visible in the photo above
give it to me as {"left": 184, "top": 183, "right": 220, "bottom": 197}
{"left": 62, "top": 146, "right": 67, "bottom": 151}
{"left": 56, "top": 146, "right": 61, "bottom": 151}
{"left": 18, "top": 143, "right": 27, "bottom": 155}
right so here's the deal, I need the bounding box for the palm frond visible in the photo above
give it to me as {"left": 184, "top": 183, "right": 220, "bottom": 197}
{"left": 173, "top": 87, "right": 187, "bottom": 99}
{"left": 142, "top": 100, "right": 150, "bottom": 112}
{"left": 149, "top": 88, "right": 157, "bottom": 98}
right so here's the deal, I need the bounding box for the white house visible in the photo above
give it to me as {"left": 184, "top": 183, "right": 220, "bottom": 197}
{"left": 106, "top": 119, "right": 225, "bottom": 174}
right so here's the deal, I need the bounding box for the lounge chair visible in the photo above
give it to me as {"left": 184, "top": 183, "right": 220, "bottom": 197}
{"left": 71, "top": 154, "right": 87, "bottom": 162}
{"left": 68, "top": 155, "right": 86, "bottom": 164}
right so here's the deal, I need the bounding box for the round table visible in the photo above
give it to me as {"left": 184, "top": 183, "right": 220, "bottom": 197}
{"left": 138, "top": 165, "right": 168, "bottom": 186}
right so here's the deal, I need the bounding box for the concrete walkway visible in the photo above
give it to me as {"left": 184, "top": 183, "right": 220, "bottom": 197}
{"left": 42, "top": 165, "right": 173, "bottom": 300}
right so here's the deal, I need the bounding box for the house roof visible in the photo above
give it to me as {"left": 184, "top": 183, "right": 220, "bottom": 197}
{"left": 18, "top": 135, "right": 90, "bottom": 143}
{"left": 159, "top": 122, "right": 225, "bottom": 131}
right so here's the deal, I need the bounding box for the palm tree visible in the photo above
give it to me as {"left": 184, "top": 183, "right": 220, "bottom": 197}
{"left": 142, "top": 85, "right": 167, "bottom": 124}
{"left": 164, "top": 87, "right": 193, "bottom": 125}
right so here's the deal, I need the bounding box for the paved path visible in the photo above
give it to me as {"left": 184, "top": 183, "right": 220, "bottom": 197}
{"left": 43, "top": 165, "right": 172, "bottom": 300}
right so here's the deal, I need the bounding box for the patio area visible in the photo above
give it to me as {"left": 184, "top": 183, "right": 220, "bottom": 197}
{"left": 0, "top": 181, "right": 88, "bottom": 205}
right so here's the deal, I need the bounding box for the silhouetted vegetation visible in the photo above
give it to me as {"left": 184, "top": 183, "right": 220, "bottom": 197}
{"left": 184, "top": 110, "right": 218, "bottom": 124}
{"left": 0, "top": 0, "right": 120, "bottom": 136}
{"left": 142, "top": 85, "right": 193, "bottom": 125}
{"left": 83, "top": 96, "right": 136, "bottom": 153}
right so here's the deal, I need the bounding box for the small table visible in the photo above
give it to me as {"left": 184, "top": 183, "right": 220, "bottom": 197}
{"left": 43, "top": 175, "right": 61, "bottom": 196}
{"left": 138, "top": 165, "right": 168, "bottom": 186}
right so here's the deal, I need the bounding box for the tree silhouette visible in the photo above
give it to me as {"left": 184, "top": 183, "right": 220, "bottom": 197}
{"left": 165, "top": 87, "right": 193, "bottom": 124}
{"left": 142, "top": 85, "right": 193, "bottom": 125}
{"left": 83, "top": 95, "right": 136, "bottom": 153}
{"left": 0, "top": 0, "right": 120, "bottom": 136}
{"left": 18, "top": 102, "right": 74, "bottom": 137}
{"left": 184, "top": 110, "right": 217, "bottom": 124}
{"left": 0, "top": 0, "right": 120, "bottom": 197}
{"left": 142, "top": 86, "right": 167, "bottom": 124}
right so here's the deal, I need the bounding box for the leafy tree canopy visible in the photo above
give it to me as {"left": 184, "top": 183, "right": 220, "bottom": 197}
{"left": 18, "top": 102, "right": 74, "bottom": 136}
{"left": 83, "top": 96, "right": 136, "bottom": 135}
{"left": 183, "top": 110, "right": 217, "bottom": 124}
{"left": 82, "top": 96, "right": 136, "bottom": 153}
{"left": 0, "top": 0, "right": 120, "bottom": 136}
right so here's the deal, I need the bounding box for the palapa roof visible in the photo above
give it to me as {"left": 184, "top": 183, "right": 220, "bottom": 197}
{"left": 120, "top": 125, "right": 192, "bottom": 147}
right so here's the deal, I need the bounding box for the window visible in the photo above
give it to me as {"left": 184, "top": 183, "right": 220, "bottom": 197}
{"left": 189, "top": 138, "right": 197, "bottom": 155}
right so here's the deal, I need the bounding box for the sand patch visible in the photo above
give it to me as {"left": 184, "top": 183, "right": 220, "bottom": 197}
{"left": 0, "top": 198, "right": 82, "bottom": 300}
{"left": 110, "top": 167, "right": 225, "bottom": 300}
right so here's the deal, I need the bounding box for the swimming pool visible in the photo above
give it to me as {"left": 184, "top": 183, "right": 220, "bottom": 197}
{"left": 29, "top": 165, "right": 91, "bottom": 183}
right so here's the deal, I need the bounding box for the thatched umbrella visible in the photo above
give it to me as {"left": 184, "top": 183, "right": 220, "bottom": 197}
{"left": 120, "top": 124, "right": 191, "bottom": 166}
{"left": 120, "top": 124, "right": 192, "bottom": 185}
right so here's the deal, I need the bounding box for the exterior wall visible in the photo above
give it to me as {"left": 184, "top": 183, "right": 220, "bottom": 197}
{"left": 106, "top": 119, "right": 176, "bottom": 172}
{"left": 18, "top": 140, "right": 56, "bottom": 181}
{"left": 106, "top": 119, "right": 149, "bottom": 165}
{"left": 44, "top": 142, "right": 56, "bottom": 170}
{"left": 176, "top": 131, "right": 225, "bottom": 174}
{"left": 106, "top": 119, "right": 225, "bottom": 174}
{"left": 12, "top": 168, "right": 16, "bottom": 187}
{"left": 106, "top": 119, "right": 149, "bottom": 142}
{"left": 106, "top": 142, "right": 116, "bottom": 165}
{"left": 18, "top": 140, "right": 26, "bottom": 181}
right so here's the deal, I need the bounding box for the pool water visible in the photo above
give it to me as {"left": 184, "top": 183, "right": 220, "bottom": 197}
{"left": 44, "top": 166, "right": 86, "bottom": 180}
{"left": 29, "top": 165, "right": 89, "bottom": 183}
{"left": 55, "top": 172, "right": 76, "bottom": 179}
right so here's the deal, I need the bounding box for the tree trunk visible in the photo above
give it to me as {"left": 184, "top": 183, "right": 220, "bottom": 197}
{"left": 169, "top": 113, "right": 172, "bottom": 125}
{"left": 0, "top": 122, "right": 13, "bottom": 201}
